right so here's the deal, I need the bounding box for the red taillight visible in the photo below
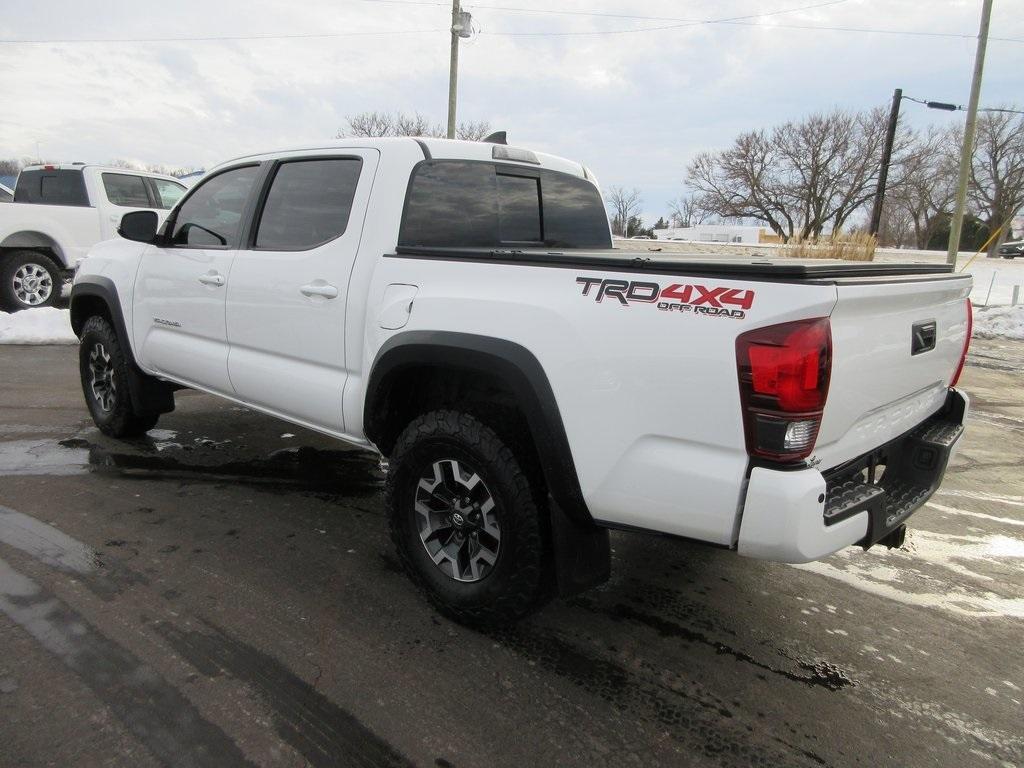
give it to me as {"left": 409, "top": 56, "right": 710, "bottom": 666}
{"left": 950, "top": 298, "right": 972, "bottom": 387}
{"left": 736, "top": 318, "right": 832, "bottom": 462}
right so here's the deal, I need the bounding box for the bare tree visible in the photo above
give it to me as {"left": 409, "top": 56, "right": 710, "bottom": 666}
{"left": 887, "top": 127, "right": 957, "bottom": 249}
{"left": 667, "top": 194, "right": 702, "bottom": 228}
{"left": 456, "top": 120, "right": 492, "bottom": 142}
{"left": 145, "top": 164, "right": 203, "bottom": 178}
{"left": 605, "top": 186, "right": 642, "bottom": 237}
{"left": 964, "top": 109, "right": 1024, "bottom": 255}
{"left": 338, "top": 111, "right": 490, "bottom": 141}
{"left": 877, "top": 199, "right": 914, "bottom": 247}
{"left": 341, "top": 111, "right": 396, "bottom": 137}
{"left": 687, "top": 129, "right": 795, "bottom": 239}
{"left": 686, "top": 107, "right": 900, "bottom": 241}
{"left": 394, "top": 112, "right": 442, "bottom": 137}
{"left": 106, "top": 158, "right": 143, "bottom": 170}
{"left": 0, "top": 159, "right": 21, "bottom": 177}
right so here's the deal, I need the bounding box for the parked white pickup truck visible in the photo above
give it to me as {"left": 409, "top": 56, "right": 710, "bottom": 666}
{"left": 0, "top": 164, "right": 185, "bottom": 311}
{"left": 70, "top": 137, "right": 972, "bottom": 624}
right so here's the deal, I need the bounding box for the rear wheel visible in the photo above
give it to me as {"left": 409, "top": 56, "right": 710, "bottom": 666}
{"left": 386, "top": 409, "right": 550, "bottom": 625}
{"left": 79, "top": 316, "right": 160, "bottom": 438}
{"left": 0, "top": 251, "right": 62, "bottom": 311}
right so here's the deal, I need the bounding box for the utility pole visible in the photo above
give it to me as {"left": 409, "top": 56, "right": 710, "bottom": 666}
{"left": 446, "top": 0, "right": 469, "bottom": 139}
{"left": 947, "top": 0, "right": 993, "bottom": 266}
{"left": 869, "top": 87, "right": 902, "bottom": 237}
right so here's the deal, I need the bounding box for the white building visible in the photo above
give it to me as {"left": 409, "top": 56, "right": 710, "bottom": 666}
{"left": 653, "top": 225, "right": 765, "bottom": 244}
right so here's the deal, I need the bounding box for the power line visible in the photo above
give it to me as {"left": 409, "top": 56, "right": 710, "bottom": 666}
{"left": 362, "top": 0, "right": 731, "bottom": 21}
{"left": 0, "top": 28, "right": 442, "bottom": 44}
{"left": 4, "top": 2, "right": 1021, "bottom": 45}
{"left": 362, "top": 0, "right": 1024, "bottom": 43}
{"left": 479, "top": 0, "right": 851, "bottom": 37}
{"left": 718, "top": 19, "right": 1023, "bottom": 43}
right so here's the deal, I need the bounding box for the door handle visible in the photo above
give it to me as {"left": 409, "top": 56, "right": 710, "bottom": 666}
{"left": 300, "top": 282, "right": 339, "bottom": 299}
{"left": 198, "top": 273, "right": 225, "bottom": 287}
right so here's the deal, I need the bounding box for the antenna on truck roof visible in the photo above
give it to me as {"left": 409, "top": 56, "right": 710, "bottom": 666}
{"left": 482, "top": 131, "right": 507, "bottom": 145}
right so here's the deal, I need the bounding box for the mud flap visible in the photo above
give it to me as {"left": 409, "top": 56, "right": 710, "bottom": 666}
{"left": 126, "top": 365, "right": 176, "bottom": 416}
{"left": 549, "top": 496, "right": 611, "bottom": 597}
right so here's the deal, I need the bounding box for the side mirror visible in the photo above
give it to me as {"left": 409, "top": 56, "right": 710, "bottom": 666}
{"left": 118, "top": 210, "right": 159, "bottom": 243}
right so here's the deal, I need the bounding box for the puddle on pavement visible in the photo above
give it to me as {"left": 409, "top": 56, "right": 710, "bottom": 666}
{"left": 0, "top": 436, "right": 384, "bottom": 496}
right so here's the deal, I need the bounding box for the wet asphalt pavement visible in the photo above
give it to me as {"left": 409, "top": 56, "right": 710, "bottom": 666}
{"left": 0, "top": 343, "right": 1021, "bottom": 768}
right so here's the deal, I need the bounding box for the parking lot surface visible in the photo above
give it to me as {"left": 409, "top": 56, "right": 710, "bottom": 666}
{"left": 0, "top": 342, "right": 1021, "bottom": 768}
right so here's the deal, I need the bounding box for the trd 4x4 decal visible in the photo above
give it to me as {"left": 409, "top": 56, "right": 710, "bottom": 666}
{"left": 575, "top": 277, "right": 754, "bottom": 319}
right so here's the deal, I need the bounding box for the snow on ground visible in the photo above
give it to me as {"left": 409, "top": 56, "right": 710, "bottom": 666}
{"left": 973, "top": 304, "right": 1024, "bottom": 341}
{"left": 0, "top": 308, "right": 77, "bottom": 345}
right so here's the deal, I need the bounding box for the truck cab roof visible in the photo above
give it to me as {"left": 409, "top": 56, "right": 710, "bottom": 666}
{"left": 213, "top": 136, "right": 590, "bottom": 179}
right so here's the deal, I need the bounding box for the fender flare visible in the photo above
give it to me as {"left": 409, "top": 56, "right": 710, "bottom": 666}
{"left": 70, "top": 276, "right": 175, "bottom": 415}
{"left": 365, "top": 331, "right": 593, "bottom": 525}
{"left": 0, "top": 228, "right": 68, "bottom": 267}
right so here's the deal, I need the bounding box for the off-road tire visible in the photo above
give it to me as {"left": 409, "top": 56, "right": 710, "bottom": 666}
{"left": 387, "top": 409, "right": 551, "bottom": 625}
{"left": 79, "top": 316, "right": 160, "bottom": 438}
{"left": 0, "top": 250, "right": 62, "bottom": 312}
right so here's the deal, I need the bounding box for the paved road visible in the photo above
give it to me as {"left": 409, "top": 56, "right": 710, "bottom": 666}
{"left": 0, "top": 343, "right": 1021, "bottom": 768}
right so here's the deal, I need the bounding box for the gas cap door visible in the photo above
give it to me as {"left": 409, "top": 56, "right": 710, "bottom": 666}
{"left": 378, "top": 283, "right": 418, "bottom": 330}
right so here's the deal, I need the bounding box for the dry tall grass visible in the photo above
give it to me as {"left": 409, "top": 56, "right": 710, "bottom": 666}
{"left": 780, "top": 232, "right": 876, "bottom": 261}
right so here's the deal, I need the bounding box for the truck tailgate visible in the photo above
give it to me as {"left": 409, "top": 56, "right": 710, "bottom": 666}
{"left": 814, "top": 274, "right": 972, "bottom": 470}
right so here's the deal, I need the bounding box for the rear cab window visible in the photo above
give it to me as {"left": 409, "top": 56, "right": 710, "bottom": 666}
{"left": 14, "top": 169, "right": 90, "bottom": 206}
{"left": 399, "top": 160, "right": 610, "bottom": 249}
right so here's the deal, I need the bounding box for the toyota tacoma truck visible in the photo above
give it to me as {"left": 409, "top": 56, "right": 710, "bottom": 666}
{"left": 69, "top": 137, "right": 972, "bottom": 624}
{"left": 0, "top": 164, "right": 186, "bottom": 311}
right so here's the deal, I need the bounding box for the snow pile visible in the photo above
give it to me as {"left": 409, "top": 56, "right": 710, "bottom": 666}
{"left": 0, "top": 308, "right": 77, "bottom": 345}
{"left": 973, "top": 304, "right": 1024, "bottom": 341}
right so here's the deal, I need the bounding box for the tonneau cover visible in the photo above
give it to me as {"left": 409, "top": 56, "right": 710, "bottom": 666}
{"left": 393, "top": 245, "right": 956, "bottom": 282}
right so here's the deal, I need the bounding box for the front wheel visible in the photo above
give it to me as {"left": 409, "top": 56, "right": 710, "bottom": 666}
{"left": 386, "top": 410, "right": 551, "bottom": 625}
{"left": 79, "top": 316, "right": 160, "bottom": 438}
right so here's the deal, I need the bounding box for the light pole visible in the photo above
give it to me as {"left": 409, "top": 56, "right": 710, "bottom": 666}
{"left": 947, "top": 0, "right": 993, "bottom": 266}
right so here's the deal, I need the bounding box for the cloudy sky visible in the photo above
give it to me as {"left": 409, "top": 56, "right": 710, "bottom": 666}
{"left": 2, "top": 0, "right": 1022, "bottom": 222}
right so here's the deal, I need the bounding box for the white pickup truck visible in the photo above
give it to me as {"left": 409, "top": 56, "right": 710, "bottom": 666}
{"left": 0, "top": 164, "right": 186, "bottom": 311}
{"left": 70, "top": 137, "right": 972, "bottom": 624}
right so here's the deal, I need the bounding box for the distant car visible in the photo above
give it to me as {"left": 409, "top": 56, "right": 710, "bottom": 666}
{"left": 628, "top": 235, "right": 652, "bottom": 240}
{"left": 0, "top": 183, "right": 12, "bottom": 203}
{"left": 997, "top": 240, "right": 1023, "bottom": 259}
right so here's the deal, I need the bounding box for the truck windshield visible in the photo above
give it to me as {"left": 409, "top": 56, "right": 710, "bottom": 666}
{"left": 399, "top": 160, "right": 611, "bottom": 249}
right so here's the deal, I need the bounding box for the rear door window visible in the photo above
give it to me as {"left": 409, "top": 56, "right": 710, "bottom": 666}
{"left": 254, "top": 158, "right": 363, "bottom": 250}
{"left": 102, "top": 173, "right": 152, "bottom": 207}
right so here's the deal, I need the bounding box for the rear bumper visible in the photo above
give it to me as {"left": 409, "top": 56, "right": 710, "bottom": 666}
{"left": 737, "top": 388, "right": 968, "bottom": 563}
